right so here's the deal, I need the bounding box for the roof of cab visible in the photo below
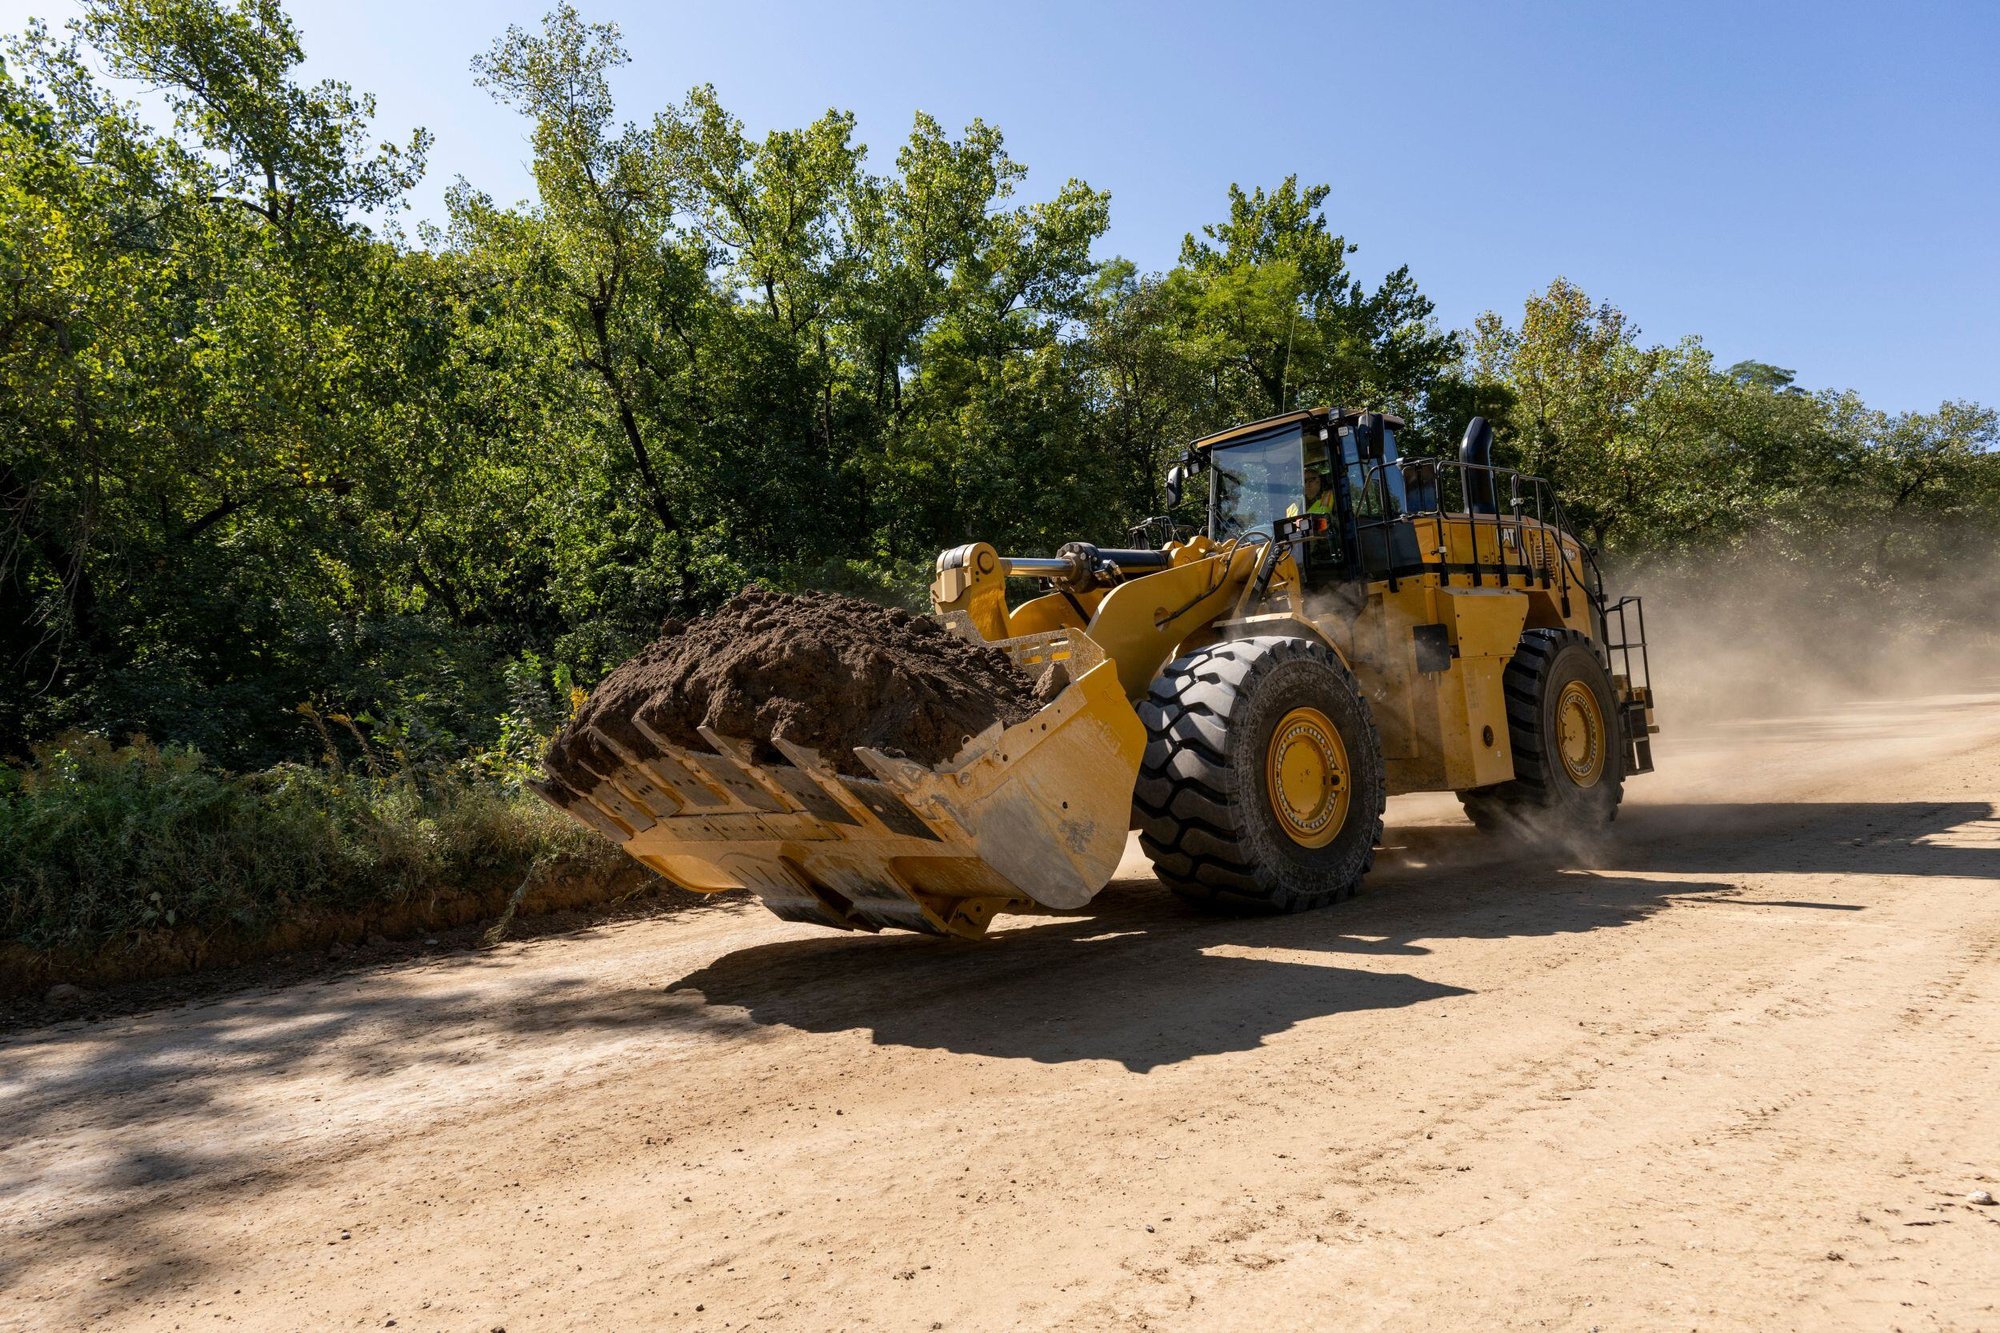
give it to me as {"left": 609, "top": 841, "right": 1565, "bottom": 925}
{"left": 1191, "top": 407, "right": 1407, "bottom": 452}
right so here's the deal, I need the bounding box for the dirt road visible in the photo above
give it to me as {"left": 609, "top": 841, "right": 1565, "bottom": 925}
{"left": 5, "top": 689, "right": 1999, "bottom": 1331}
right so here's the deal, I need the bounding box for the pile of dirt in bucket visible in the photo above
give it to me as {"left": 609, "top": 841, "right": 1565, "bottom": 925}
{"left": 545, "top": 588, "right": 1051, "bottom": 784}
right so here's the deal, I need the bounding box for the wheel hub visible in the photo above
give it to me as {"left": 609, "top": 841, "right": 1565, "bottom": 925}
{"left": 1265, "top": 706, "right": 1351, "bottom": 848}
{"left": 1555, "top": 680, "right": 1606, "bottom": 785}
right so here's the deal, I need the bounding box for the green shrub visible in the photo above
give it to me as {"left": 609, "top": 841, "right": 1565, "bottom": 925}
{"left": 0, "top": 735, "right": 617, "bottom": 956}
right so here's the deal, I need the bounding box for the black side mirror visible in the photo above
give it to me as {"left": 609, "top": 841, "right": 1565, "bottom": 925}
{"left": 1355, "top": 412, "right": 1386, "bottom": 461}
{"left": 1163, "top": 449, "right": 1206, "bottom": 508}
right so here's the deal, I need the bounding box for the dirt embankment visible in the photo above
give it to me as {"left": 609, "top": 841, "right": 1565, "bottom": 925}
{"left": 0, "top": 856, "right": 662, "bottom": 1006}
{"left": 546, "top": 588, "right": 1043, "bottom": 782}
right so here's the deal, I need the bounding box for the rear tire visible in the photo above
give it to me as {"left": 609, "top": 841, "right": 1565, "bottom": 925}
{"left": 1459, "top": 629, "right": 1624, "bottom": 835}
{"left": 1134, "top": 636, "right": 1386, "bottom": 913}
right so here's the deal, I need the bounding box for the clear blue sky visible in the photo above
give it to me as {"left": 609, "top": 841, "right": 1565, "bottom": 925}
{"left": 8, "top": 0, "right": 1997, "bottom": 412}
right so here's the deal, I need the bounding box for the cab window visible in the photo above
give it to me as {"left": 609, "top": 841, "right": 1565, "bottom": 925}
{"left": 1208, "top": 427, "right": 1305, "bottom": 539}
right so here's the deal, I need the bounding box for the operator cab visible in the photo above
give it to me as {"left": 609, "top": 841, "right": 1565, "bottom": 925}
{"left": 1183, "top": 406, "right": 1419, "bottom": 579}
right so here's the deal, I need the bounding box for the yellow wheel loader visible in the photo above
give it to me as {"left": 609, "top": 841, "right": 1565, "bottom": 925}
{"left": 533, "top": 408, "right": 1657, "bottom": 936}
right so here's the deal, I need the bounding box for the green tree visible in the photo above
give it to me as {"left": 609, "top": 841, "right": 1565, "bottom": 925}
{"left": 1165, "top": 176, "right": 1459, "bottom": 433}
{"left": 1470, "top": 278, "right": 1717, "bottom": 548}
{"left": 1, "top": 1, "right": 438, "bottom": 759}
{"left": 460, "top": 5, "right": 1113, "bottom": 615}
{"left": 1472, "top": 278, "right": 2000, "bottom": 585}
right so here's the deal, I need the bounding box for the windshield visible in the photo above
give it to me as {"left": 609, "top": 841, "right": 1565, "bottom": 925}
{"left": 1209, "top": 427, "right": 1307, "bottom": 538}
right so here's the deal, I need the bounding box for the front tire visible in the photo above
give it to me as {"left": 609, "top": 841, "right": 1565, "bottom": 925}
{"left": 1134, "top": 636, "right": 1386, "bottom": 913}
{"left": 1459, "top": 629, "right": 1625, "bottom": 835}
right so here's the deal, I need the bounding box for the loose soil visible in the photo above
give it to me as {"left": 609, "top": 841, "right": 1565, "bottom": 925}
{"left": 546, "top": 588, "right": 1041, "bottom": 783}
{"left": 8, "top": 691, "right": 1999, "bottom": 1330}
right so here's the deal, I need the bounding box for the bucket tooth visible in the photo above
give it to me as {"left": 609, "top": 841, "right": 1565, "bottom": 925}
{"left": 581, "top": 725, "right": 685, "bottom": 818}
{"left": 762, "top": 737, "right": 943, "bottom": 843}
{"left": 625, "top": 714, "right": 735, "bottom": 810}
{"left": 585, "top": 724, "right": 689, "bottom": 798}
{"left": 852, "top": 747, "right": 932, "bottom": 791}
{"left": 837, "top": 776, "right": 945, "bottom": 842}
{"left": 662, "top": 747, "right": 779, "bottom": 819}
{"left": 585, "top": 781, "right": 656, "bottom": 834}
{"left": 761, "top": 762, "right": 861, "bottom": 826}
{"left": 640, "top": 726, "right": 780, "bottom": 813}
{"left": 562, "top": 751, "right": 658, "bottom": 834}
{"left": 695, "top": 727, "right": 807, "bottom": 813}
{"left": 526, "top": 775, "right": 632, "bottom": 843}
{"left": 767, "top": 736, "right": 880, "bottom": 824}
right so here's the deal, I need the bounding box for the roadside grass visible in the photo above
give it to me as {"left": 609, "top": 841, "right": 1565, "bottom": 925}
{"left": 0, "top": 734, "right": 637, "bottom": 990}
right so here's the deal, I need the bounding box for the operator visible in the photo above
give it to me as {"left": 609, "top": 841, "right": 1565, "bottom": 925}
{"left": 1287, "top": 463, "right": 1335, "bottom": 518}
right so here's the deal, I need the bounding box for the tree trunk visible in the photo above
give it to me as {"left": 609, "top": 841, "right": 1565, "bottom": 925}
{"left": 587, "top": 302, "right": 680, "bottom": 539}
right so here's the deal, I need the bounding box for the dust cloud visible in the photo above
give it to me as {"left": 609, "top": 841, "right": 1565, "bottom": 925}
{"left": 1619, "top": 534, "right": 2000, "bottom": 729}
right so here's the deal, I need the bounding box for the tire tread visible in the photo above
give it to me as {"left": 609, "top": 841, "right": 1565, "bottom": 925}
{"left": 1135, "top": 636, "right": 1386, "bottom": 913}
{"left": 1460, "top": 628, "right": 1625, "bottom": 833}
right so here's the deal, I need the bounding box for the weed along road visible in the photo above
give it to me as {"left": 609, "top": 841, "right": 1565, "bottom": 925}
{"left": 4, "top": 690, "right": 1999, "bottom": 1331}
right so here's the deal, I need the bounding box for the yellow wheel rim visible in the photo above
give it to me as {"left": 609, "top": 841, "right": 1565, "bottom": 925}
{"left": 1555, "top": 680, "right": 1606, "bottom": 786}
{"left": 1264, "top": 706, "right": 1351, "bottom": 849}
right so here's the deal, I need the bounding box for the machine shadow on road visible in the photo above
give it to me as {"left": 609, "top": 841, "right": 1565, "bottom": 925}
{"left": 0, "top": 859, "right": 1727, "bottom": 1322}
{"left": 0, "top": 860, "right": 1736, "bottom": 1206}
{"left": 661, "top": 867, "right": 1730, "bottom": 1072}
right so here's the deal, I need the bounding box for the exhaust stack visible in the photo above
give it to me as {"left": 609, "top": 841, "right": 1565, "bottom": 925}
{"left": 1460, "top": 416, "right": 1497, "bottom": 514}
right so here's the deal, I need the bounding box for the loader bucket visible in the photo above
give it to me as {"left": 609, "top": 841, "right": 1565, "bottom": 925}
{"left": 528, "top": 629, "right": 1146, "bottom": 938}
